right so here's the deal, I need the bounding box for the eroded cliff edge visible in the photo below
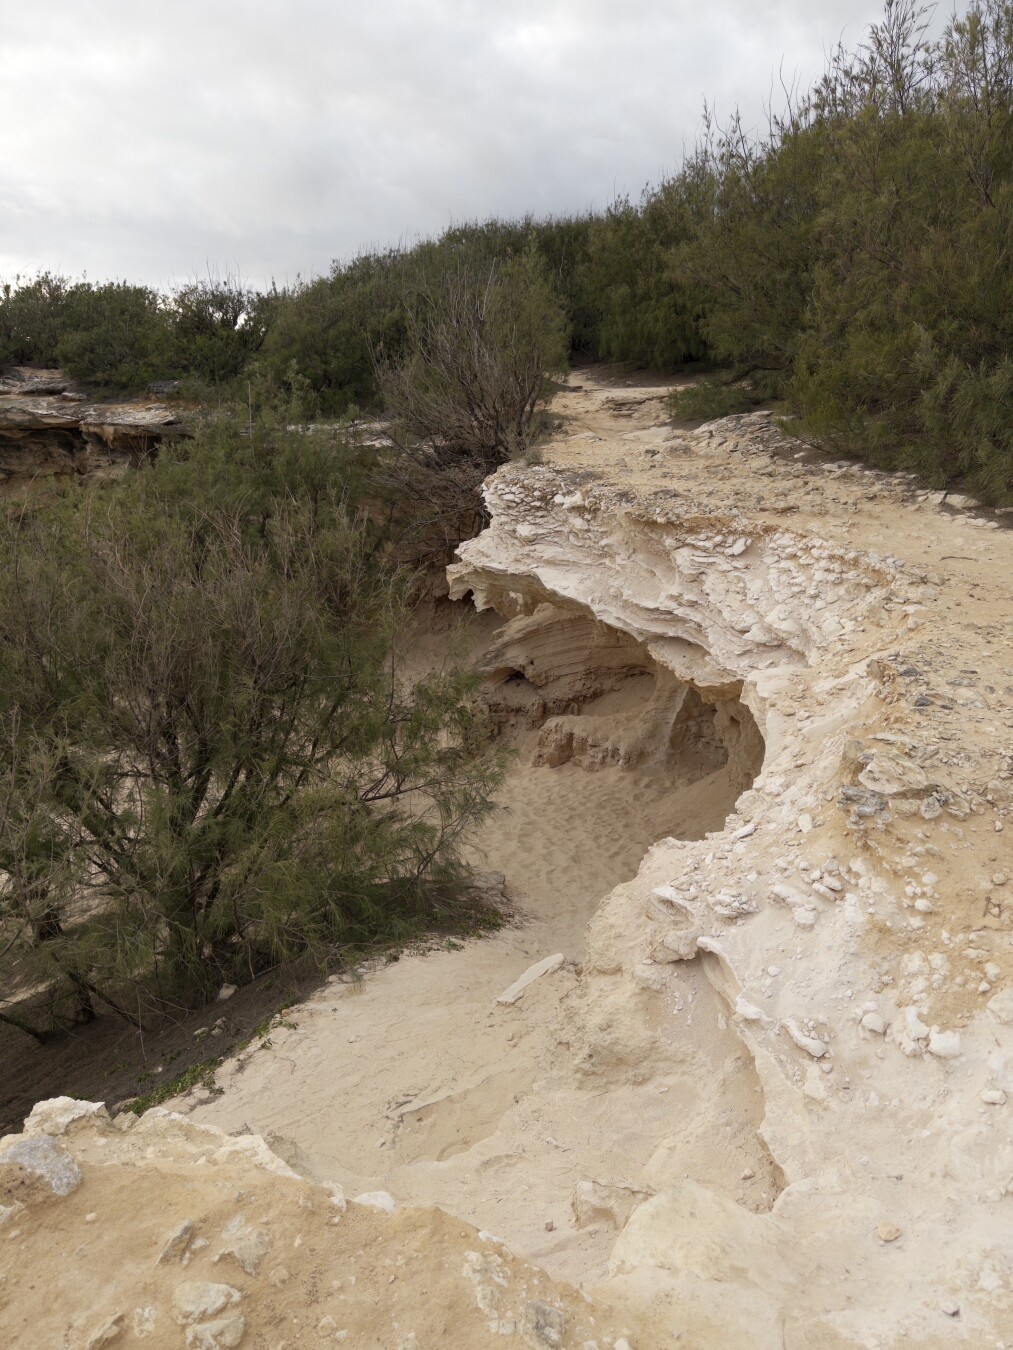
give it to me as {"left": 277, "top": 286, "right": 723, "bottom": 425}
{"left": 444, "top": 378, "right": 1013, "bottom": 1347}
{"left": 0, "top": 367, "right": 183, "bottom": 488}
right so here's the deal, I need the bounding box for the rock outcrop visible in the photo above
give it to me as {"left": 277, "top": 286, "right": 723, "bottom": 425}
{"left": 0, "top": 1096, "right": 639, "bottom": 1348}
{"left": 442, "top": 380, "right": 1013, "bottom": 1346}
{"left": 0, "top": 367, "right": 184, "bottom": 488}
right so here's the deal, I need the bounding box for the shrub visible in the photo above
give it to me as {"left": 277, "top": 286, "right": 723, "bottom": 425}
{"left": 0, "top": 414, "right": 502, "bottom": 1038}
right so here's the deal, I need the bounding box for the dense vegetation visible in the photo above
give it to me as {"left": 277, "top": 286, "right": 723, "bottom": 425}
{"left": 4, "top": 3, "right": 1010, "bottom": 498}
{"left": 0, "top": 414, "right": 506, "bottom": 1042}
{"left": 11, "top": 1, "right": 1011, "bottom": 499}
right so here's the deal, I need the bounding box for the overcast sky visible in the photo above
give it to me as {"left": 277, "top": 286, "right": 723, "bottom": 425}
{"left": 1, "top": 1, "right": 936, "bottom": 290}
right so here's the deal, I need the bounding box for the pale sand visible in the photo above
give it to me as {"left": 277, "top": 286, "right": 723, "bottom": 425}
{"left": 172, "top": 615, "right": 773, "bottom": 1289}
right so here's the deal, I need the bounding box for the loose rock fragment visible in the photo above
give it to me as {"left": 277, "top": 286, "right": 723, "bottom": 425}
{"left": 495, "top": 953, "right": 565, "bottom": 1005}
{"left": 518, "top": 1299, "right": 567, "bottom": 1348}
{"left": 0, "top": 1136, "right": 82, "bottom": 1197}
{"left": 185, "top": 1314, "right": 246, "bottom": 1349}
{"left": 171, "top": 1282, "right": 242, "bottom": 1327}
{"left": 158, "top": 1218, "right": 196, "bottom": 1265}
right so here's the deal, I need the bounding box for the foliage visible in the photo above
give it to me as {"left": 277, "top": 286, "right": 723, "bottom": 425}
{"left": 0, "top": 414, "right": 503, "bottom": 1038}
{"left": 374, "top": 244, "right": 570, "bottom": 567}
{"left": 668, "top": 377, "right": 770, "bottom": 426}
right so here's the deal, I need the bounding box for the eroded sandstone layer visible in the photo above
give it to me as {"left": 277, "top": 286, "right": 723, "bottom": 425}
{"left": 0, "top": 367, "right": 183, "bottom": 487}
{"left": 446, "top": 376, "right": 1013, "bottom": 1347}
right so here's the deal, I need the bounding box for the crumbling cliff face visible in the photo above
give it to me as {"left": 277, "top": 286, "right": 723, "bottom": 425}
{"left": 4, "top": 373, "right": 1013, "bottom": 1348}
{"left": 444, "top": 379, "right": 1013, "bottom": 1347}
{"left": 0, "top": 368, "right": 183, "bottom": 488}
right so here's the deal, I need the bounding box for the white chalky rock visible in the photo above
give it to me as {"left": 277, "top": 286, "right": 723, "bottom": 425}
{"left": 352, "top": 1191, "right": 397, "bottom": 1213}
{"left": 171, "top": 1282, "right": 242, "bottom": 1327}
{"left": 770, "top": 883, "right": 807, "bottom": 908}
{"left": 658, "top": 930, "right": 700, "bottom": 962}
{"left": 21, "top": 1097, "right": 109, "bottom": 1138}
{"left": 794, "top": 907, "right": 818, "bottom": 928}
{"left": 905, "top": 1007, "right": 931, "bottom": 1040}
{"left": 495, "top": 953, "right": 565, "bottom": 1005}
{"left": 860, "top": 1012, "right": 887, "bottom": 1035}
{"left": 650, "top": 886, "right": 694, "bottom": 916}
{"left": 734, "top": 996, "right": 766, "bottom": 1022}
{"left": 981, "top": 1089, "right": 1007, "bottom": 1106}
{"left": 927, "top": 1030, "right": 962, "bottom": 1059}
{"left": 185, "top": 1314, "right": 246, "bottom": 1349}
{"left": 783, "top": 1019, "right": 829, "bottom": 1058}
{"left": 214, "top": 1216, "right": 272, "bottom": 1276}
{"left": 987, "top": 988, "right": 1013, "bottom": 1025}
{"left": 798, "top": 813, "right": 814, "bottom": 834}
{"left": 0, "top": 1136, "right": 83, "bottom": 1196}
{"left": 803, "top": 1066, "right": 828, "bottom": 1103}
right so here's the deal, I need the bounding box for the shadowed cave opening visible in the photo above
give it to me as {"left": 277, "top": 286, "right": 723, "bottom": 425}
{"left": 465, "top": 603, "right": 765, "bottom": 935}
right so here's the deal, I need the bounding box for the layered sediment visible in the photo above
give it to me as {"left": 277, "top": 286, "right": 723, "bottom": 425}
{"left": 0, "top": 367, "right": 183, "bottom": 487}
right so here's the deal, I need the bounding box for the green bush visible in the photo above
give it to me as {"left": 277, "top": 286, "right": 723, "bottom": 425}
{"left": 0, "top": 413, "right": 502, "bottom": 1039}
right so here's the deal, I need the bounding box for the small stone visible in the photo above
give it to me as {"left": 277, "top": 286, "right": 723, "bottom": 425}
{"left": 171, "top": 1282, "right": 242, "bottom": 1327}
{"left": 214, "top": 1217, "right": 271, "bottom": 1276}
{"left": 927, "top": 1030, "right": 962, "bottom": 1059}
{"left": 980, "top": 1089, "right": 1007, "bottom": 1106}
{"left": 914, "top": 899, "right": 934, "bottom": 914}
{"left": 877, "top": 1223, "right": 902, "bottom": 1243}
{"left": 318, "top": 1316, "right": 338, "bottom": 1334}
{"left": 217, "top": 984, "right": 238, "bottom": 1001}
{"left": 798, "top": 813, "right": 814, "bottom": 834}
{"left": 861, "top": 1012, "right": 887, "bottom": 1035}
{"left": 0, "top": 1136, "right": 82, "bottom": 1197}
{"left": 158, "top": 1219, "right": 196, "bottom": 1265}
{"left": 985, "top": 963, "right": 1001, "bottom": 983}
{"left": 740, "top": 1168, "right": 755, "bottom": 1180}
{"left": 185, "top": 1314, "right": 246, "bottom": 1349}
{"left": 987, "top": 988, "right": 1013, "bottom": 1025}
{"left": 939, "top": 1300, "right": 960, "bottom": 1317}
{"left": 783, "top": 1019, "right": 829, "bottom": 1058}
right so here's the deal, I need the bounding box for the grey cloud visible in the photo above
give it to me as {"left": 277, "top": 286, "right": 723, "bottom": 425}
{"left": 1, "top": 1, "right": 902, "bottom": 287}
